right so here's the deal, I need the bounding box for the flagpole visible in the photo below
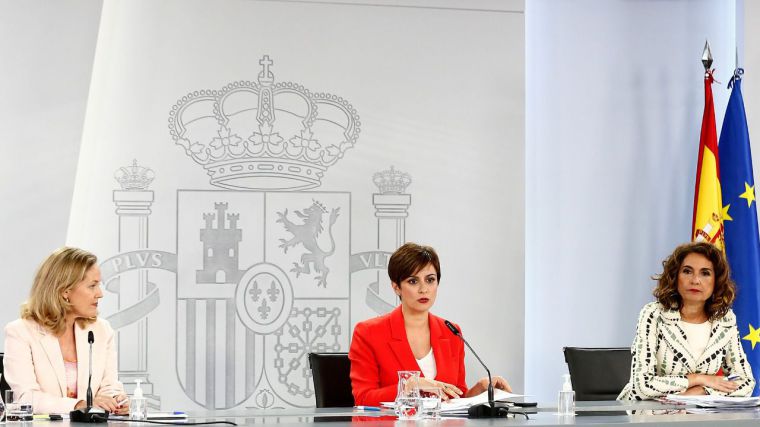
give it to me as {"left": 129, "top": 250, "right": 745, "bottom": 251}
{"left": 702, "top": 39, "right": 713, "bottom": 72}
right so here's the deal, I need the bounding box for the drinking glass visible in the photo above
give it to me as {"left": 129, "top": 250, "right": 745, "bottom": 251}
{"left": 0, "top": 389, "right": 5, "bottom": 422}
{"left": 418, "top": 387, "right": 443, "bottom": 419}
{"left": 4, "top": 390, "right": 33, "bottom": 422}
{"left": 395, "top": 371, "right": 421, "bottom": 420}
{"left": 395, "top": 396, "right": 420, "bottom": 420}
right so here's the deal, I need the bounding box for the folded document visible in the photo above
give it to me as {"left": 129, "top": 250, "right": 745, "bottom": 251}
{"left": 666, "top": 394, "right": 760, "bottom": 409}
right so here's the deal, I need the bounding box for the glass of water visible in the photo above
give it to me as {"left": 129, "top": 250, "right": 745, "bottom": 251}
{"left": 395, "top": 370, "right": 421, "bottom": 420}
{"left": 4, "top": 390, "right": 33, "bottom": 422}
{"left": 395, "top": 396, "right": 420, "bottom": 420}
{"left": 0, "top": 389, "right": 5, "bottom": 422}
{"left": 418, "top": 387, "right": 443, "bottom": 419}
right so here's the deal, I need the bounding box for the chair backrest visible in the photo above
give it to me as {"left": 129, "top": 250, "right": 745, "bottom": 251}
{"left": 1, "top": 352, "right": 11, "bottom": 400}
{"left": 308, "top": 353, "right": 354, "bottom": 408}
{"left": 563, "top": 347, "right": 632, "bottom": 401}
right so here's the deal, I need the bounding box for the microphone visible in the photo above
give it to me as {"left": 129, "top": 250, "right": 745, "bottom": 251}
{"left": 444, "top": 320, "right": 508, "bottom": 418}
{"left": 87, "top": 331, "right": 94, "bottom": 407}
{"left": 70, "top": 331, "right": 109, "bottom": 423}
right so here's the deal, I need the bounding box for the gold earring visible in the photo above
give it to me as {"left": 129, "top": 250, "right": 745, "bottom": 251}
{"left": 65, "top": 297, "right": 69, "bottom": 303}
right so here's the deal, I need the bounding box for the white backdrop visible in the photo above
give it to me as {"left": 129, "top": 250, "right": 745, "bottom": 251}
{"left": 65, "top": 0, "right": 524, "bottom": 410}
{"left": 0, "top": 0, "right": 101, "bottom": 343}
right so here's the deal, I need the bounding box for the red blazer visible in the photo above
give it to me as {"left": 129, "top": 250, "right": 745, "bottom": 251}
{"left": 348, "top": 306, "right": 468, "bottom": 406}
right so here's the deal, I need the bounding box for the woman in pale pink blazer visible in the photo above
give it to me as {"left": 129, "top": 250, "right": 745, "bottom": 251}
{"left": 3, "top": 247, "right": 129, "bottom": 415}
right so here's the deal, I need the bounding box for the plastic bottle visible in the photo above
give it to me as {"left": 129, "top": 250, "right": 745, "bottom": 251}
{"left": 557, "top": 374, "right": 575, "bottom": 416}
{"left": 130, "top": 379, "right": 147, "bottom": 421}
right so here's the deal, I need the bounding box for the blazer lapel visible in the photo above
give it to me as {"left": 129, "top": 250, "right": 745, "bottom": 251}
{"left": 658, "top": 307, "right": 697, "bottom": 371}
{"left": 698, "top": 311, "right": 735, "bottom": 365}
{"left": 429, "top": 315, "right": 451, "bottom": 381}
{"left": 75, "top": 324, "right": 91, "bottom": 399}
{"left": 38, "top": 325, "right": 67, "bottom": 396}
{"left": 388, "top": 306, "right": 420, "bottom": 372}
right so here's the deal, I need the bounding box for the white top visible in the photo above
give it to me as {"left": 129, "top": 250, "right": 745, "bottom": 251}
{"left": 680, "top": 320, "right": 712, "bottom": 359}
{"left": 416, "top": 348, "right": 437, "bottom": 380}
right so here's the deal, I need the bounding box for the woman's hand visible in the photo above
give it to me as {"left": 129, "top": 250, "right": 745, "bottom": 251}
{"left": 465, "top": 375, "right": 512, "bottom": 397}
{"left": 680, "top": 386, "right": 706, "bottom": 395}
{"left": 415, "top": 377, "right": 463, "bottom": 400}
{"left": 112, "top": 394, "right": 130, "bottom": 415}
{"left": 687, "top": 374, "right": 739, "bottom": 394}
{"left": 491, "top": 376, "right": 512, "bottom": 393}
{"left": 92, "top": 394, "right": 129, "bottom": 414}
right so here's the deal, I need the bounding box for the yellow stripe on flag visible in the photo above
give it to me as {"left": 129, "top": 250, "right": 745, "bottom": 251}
{"left": 693, "top": 147, "right": 724, "bottom": 249}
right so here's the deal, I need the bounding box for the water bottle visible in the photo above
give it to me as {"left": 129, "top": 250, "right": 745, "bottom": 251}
{"left": 130, "top": 379, "right": 147, "bottom": 420}
{"left": 558, "top": 374, "right": 575, "bottom": 416}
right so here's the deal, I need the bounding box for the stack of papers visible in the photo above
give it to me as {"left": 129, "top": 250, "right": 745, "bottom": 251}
{"left": 665, "top": 394, "right": 760, "bottom": 412}
{"left": 441, "top": 389, "right": 523, "bottom": 416}
{"left": 381, "top": 389, "right": 523, "bottom": 416}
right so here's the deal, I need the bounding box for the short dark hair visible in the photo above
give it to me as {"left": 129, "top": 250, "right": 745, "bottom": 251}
{"left": 652, "top": 241, "right": 735, "bottom": 320}
{"left": 388, "top": 243, "right": 441, "bottom": 285}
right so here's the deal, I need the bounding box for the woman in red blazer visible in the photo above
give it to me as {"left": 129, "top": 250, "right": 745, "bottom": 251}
{"left": 349, "top": 243, "right": 511, "bottom": 406}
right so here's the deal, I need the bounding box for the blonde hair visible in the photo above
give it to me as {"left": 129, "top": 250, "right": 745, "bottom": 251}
{"left": 21, "top": 247, "right": 98, "bottom": 335}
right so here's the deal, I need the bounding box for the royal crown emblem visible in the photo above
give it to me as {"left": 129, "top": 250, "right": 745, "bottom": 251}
{"left": 114, "top": 159, "right": 155, "bottom": 190}
{"left": 168, "top": 55, "right": 361, "bottom": 190}
{"left": 373, "top": 166, "right": 411, "bottom": 194}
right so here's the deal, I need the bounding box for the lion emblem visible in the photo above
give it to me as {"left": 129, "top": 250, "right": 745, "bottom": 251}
{"left": 276, "top": 200, "right": 340, "bottom": 287}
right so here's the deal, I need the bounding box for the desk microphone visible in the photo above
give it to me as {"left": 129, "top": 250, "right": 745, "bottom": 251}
{"left": 444, "top": 320, "right": 508, "bottom": 418}
{"left": 70, "top": 331, "right": 109, "bottom": 423}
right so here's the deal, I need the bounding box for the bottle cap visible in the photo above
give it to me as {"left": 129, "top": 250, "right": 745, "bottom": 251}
{"left": 134, "top": 379, "right": 144, "bottom": 398}
{"left": 562, "top": 374, "right": 573, "bottom": 392}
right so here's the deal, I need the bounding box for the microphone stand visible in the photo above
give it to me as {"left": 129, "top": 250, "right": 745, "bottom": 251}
{"left": 70, "top": 331, "right": 109, "bottom": 423}
{"left": 444, "top": 320, "right": 509, "bottom": 418}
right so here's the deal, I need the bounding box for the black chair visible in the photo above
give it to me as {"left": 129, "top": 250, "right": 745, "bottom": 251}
{"left": 563, "top": 347, "right": 632, "bottom": 401}
{"left": 308, "top": 352, "right": 354, "bottom": 408}
{"left": 1, "top": 352, "right": 11, "bottom": 399}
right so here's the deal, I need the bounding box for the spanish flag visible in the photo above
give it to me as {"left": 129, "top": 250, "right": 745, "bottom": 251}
{"left": 692, "top": 68, "right": 724, "bottom": 249}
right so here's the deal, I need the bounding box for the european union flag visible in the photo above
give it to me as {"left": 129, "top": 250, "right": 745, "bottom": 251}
{"left": 719, "top": 69, "right": 760, "bottom": 396}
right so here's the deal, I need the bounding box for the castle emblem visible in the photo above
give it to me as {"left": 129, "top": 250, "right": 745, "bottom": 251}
{"left": 197, "top": 203, "right": 243, "bottom": 284}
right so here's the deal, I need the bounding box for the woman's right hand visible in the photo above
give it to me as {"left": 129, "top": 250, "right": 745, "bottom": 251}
{"left": 688, "top": 374, "right": 739, "bottom": 394}
{"left": 415, "top": 377, "right": 463, "bottom": 400}
{"left": 92, "top": 394, "right": 121, "bottom": 412}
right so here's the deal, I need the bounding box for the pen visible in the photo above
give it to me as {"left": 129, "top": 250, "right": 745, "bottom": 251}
{"left": 116, "top": 398, "right": 129, "bottom": 406}
{"left": 353, "top": 406, "right": 382, "bottom": 411}
{"left": 726, "top": 374, "right": 741, "bottom": 381}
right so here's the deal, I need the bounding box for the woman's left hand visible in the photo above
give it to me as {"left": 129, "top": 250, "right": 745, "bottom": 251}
{"left": 466, "top": 375, "right": 512, "bottom": 397}
{"left": 491, "top": 375, "right": 512, "bottom": 392}
{"left": 111, "top": 394, "right": 130, "bottom": 415}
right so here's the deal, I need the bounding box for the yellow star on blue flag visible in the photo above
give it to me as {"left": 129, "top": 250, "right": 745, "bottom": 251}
{"left": 744, "top": 324, "right": 760, "bottom": 350}
{"left": 740, "top": 182, "right": 756, "bottom": 208}
{"left": 722, "top": 204, "right": 733, "bottom": 222}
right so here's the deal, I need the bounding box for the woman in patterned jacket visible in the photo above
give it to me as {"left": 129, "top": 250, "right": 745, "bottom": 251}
{"left": 618, "top": 242, "right": 755, "bottom": 400}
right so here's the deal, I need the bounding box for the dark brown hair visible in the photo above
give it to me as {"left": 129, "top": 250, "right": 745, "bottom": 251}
{"left": 388, "top": 242, "right": 441, "bottom": 286}
{"left": 652, "top": 241, "right": 735, "bottom": 320}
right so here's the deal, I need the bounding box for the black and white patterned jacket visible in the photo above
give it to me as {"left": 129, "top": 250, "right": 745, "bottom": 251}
{"left": 618, "top": 301, "right": 755, "bottom": 400}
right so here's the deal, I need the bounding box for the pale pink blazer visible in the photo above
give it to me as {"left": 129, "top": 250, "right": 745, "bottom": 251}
{"left": 3, "top": 318, "right": 124, "bottom": 414}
